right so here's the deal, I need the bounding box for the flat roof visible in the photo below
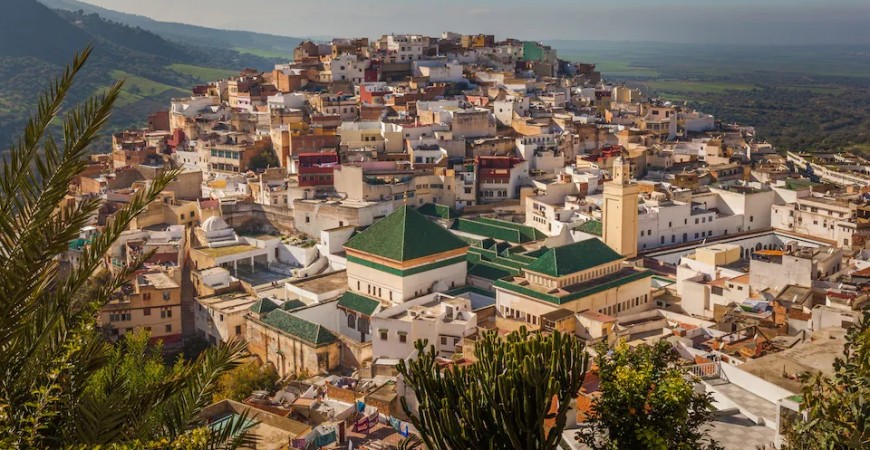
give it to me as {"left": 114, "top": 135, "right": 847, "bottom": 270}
{"left": 289, "top": 270, "right": 348, "bottom": 294}
{"left": 196, "top": 244, "right": 259, "bottom": 258}
{"left": 198, "top": 292, "right": 259, "bottom": 313}
{"left": 737, "top": 327, "right": 846, "bottom": 393}
{"left": 139, "top": 272, "right": 179, "bottom": 289}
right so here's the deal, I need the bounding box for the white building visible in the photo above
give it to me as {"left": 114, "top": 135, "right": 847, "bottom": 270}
{"left": 636, "top": 184, "right": 775, "bottom": 252}
{"left": 195, "top": 291, "right": 259, "bottom": 344}
{"left": 371, "top": 293, "right": 477, "bottom": 360}
{"left": 771, "top": 195, "right": 858, "bottom": 247}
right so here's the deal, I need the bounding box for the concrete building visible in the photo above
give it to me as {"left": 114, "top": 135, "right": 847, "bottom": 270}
{"left": 636, "top": 184, "right": 775, "bottom": 252}
{"left": 476, "top": 156, "right": 529, "bottom": 203}
{"left": 292, "top": 198, "right": 394, "bottom": 238}
{"left": 771, "top": 195, "right": 863, "bottom": 247}
{"left": 99, "top": 270, "right": 183, "bottom": 346}
{"left": 675, "top": 244, "right": 752, "bottom": 318}
{"left": 371, "top": 293, "right": 477, "bottom": 360}
{"left": 195, "top": 291, "right": 259, "bottom": 344}
{"left": 750, "top": 245, "right": 843, "bottom": 293}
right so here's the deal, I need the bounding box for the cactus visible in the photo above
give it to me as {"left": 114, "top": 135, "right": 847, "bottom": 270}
{"left": 396, "top": 327, "right": 588, "bottom": 450}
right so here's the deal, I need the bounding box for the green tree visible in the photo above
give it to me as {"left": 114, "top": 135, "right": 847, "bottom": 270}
{"left": 247, "top": 149, "right": 280, "bottom": 171}
{"left": 213, "top": 360, "right": 279, "bottom": 402}
{"left": 397, "top": 327, "right": 588, "bottom": 450}
{"left": 578, "top": 340, "right": 721, "bottom": 450}
{"left": 780, "top": 307, "right": 869, "bottom": 449}
{"left": 0, "top": 47, "right": 251, "bottom": 448}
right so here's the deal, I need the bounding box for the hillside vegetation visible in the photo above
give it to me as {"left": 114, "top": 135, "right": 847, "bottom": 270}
{"left": 552, "top": 40, "right": 870, "bottom": 152}
{"left": 0, "top": 0, "right": 288, "bottom": 153}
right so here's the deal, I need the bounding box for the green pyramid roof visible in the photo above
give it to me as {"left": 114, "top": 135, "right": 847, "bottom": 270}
{"left": 260, "top": 310, "right": 337, "bottom": 346}
{"left": 416, "top": 203, "right": 459, "bottom": 219}
{"left": 281, "top": 299, "right": 307, "bottom": 311}
{"left": 525, "top": 239, "right": 623, "bottom": 278}
{"left": 575, "top": 220, "right": 603, "bottom": 237}
{"left": 337, "top": 292, "right": 381, "bottom": 316}
{"left": 344, "top": 206, "right": 468, "bottom": 262}
{"left": 250, "top": 297, "right": 280, "bottom": 315}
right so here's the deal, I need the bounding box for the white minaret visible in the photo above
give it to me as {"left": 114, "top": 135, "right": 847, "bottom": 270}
{"left": 603, "top": 155, "right": 639, "bottom": 258}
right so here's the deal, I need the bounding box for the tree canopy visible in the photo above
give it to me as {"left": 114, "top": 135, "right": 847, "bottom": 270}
{"left": 578, "top": 340, "right": 721, "bottom": 450}
{"left": 397, "top": 328, "right": 588, "bottom": 450}
{"left": 0, "top": 47, "right": 250, "bottom": 449}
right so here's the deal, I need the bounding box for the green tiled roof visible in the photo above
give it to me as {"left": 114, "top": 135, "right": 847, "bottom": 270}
{"left": 453, "top": 218, "right": 521, "bottom": 243}
{"left": 260, "top": 310, "right": 337, "bottom": 345}
{"left": 575, "top": 220, "right": 603, "bottom": 237}
{"left": 337, "top": 291, "right": 381, "bottom": 316}
{"left": 250, "top": 297, "right": 280, "bottom": 314}
{"left": 495, "top": 269, "right": 653, "bottom": 305}
{"left": 281, "top": 299, "right": 307, "bottom": 311}
{"left": 416, "top": 203, "right": 459, "bottom": 219}
{"left": 526, "top": 239, "right": 623, "bottom": 277}
{"left": 523, "top": 246, "right": 549, "bottom": 258}
{"left": 344, "top": 206, "right": 468, "bottom": 262}
{"left": 475, "top": 217, "right": 546, "bottom": 241}
{"left": 453, "top": 217, "right": 546, "bottom": 244}
{"left": 468, "top": 263, "right": 517, "bottom": 280}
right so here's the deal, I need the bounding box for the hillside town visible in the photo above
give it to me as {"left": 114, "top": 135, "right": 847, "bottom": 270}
{"left": 63, "top": 33, "right": 869, "bottom": 449}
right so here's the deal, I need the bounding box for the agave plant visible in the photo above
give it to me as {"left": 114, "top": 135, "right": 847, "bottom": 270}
{"left": 0, "top": 47, "right": 252, "bottom": 449}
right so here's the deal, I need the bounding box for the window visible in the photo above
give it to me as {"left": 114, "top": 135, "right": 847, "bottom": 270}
{"left": 750, "top": 216, "right": 754, "bottom": 222}
{"left": 161, "top": 309, "right": 172, "bottom": 319}
{"left": 380, "top": 331, "right": 388, "bottom": 340}
{"left": 143, "top": 293, "right": 151, "bottom": 301}
{"left": 219, "top": 314, "right": 224, "bottom": 322}
{"left": 399, "top": 333, "right": 407, "bottom": 343}
{"left": 165, "top": 324, "right": 172, "bottom": 333}
{"left": 163, "top": 291, "right": 170, "bottom": 301}
{"left": 347, "top": 313, "right": 356, "bottom": 328}
{"left": 143, "top": 307, "right": 151, "bottom": 316}
{"left": 440, "top": 337, "right": 448, "bottom": 346}
{"left": 235, "top": 325, "right": 242, "bottom": 335}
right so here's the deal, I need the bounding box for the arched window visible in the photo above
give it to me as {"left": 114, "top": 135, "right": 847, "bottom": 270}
{"left": 347, "top": 313, "right": 356, "bottom": 328}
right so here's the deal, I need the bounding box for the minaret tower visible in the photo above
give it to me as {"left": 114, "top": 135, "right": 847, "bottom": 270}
{"left": 603, "top": 155, "right": 639, "bottom": 258}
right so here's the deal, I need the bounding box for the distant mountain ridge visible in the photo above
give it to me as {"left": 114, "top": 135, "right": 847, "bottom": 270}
{"left": 0, "top": 0, "right": 286, "bottom": 153}
{"left": 39, "top": 0, "right": 303, "bottom": 55}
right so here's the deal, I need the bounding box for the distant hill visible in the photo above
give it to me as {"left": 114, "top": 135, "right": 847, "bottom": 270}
{"left": 39, "top": 0, "right": 302, "bottom": 58}
{"left": 0, "top": 0, "right": 284, "bottom": 153}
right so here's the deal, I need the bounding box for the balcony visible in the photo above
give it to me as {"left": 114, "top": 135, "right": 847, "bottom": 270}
{"left": 686, "top": 361, "right": 721, "bottom": 380}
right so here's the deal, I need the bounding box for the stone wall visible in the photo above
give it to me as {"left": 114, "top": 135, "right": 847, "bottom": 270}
{"left": 221, "top": 201, "right": 296, "bottom": 234}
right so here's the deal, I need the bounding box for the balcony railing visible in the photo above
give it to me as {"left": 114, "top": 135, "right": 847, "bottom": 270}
{"left": 687, "top": 361, "right": 720, "bottom": 380}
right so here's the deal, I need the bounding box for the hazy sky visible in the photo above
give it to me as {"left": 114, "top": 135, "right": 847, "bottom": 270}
{"left": 79, "top": 0, "right": 870, "bottom": 45}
